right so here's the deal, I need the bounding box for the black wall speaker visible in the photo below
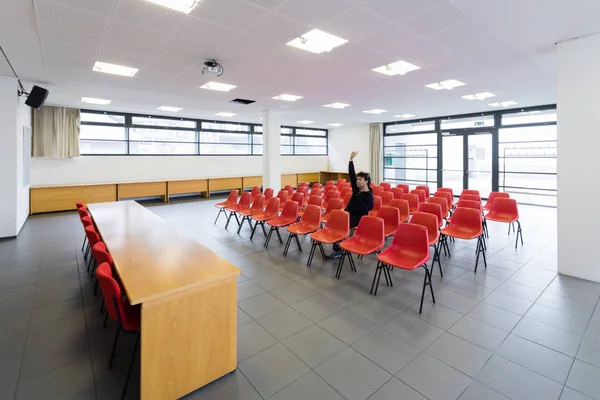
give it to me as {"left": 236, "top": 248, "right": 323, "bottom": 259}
{"left": 25, "top": 85, "right": 49, "bottom": 109}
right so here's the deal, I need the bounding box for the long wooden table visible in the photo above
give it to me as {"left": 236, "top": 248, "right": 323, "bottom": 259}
{"left": 87, "top": 201, "right": 241, "bottom": 399}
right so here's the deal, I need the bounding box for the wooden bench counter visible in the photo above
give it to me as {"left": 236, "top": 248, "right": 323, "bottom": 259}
{"left": 88, "top": 201, "right": 240, "bottom": 399}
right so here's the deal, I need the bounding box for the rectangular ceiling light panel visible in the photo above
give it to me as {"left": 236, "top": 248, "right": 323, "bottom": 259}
{"left": 200, "top": 82, "right": 237, "bottom": 92}
{"left": 489, "top": 101, "right": 518, "bottom": 107}
{"left": 143, "top": 0, "right": 201, "bottom": 14}
{"left": 425, "top": 79, "right": 465, "bottom": 90}
{"left": 363, "top": 109, "right": 387, "bottom": 114}
{"left": 93, "top": 61, "right": 138, "bottom": 77}
{"left": 462, "top": 92, "right": 495, "bottom": 100}
{"left": 272, "top": 94, "right": 303, "bottom": 102}
{"left": 287, "top": 29, "right": 348, "bottom": 54}
{"left": 81, "top": 97, "right": 111, "bottom": 105}
{"left": 373, "top": 60, "right": 420, "bottom": 76}
{"left": 157, "top": 106, "right": 182, "bottom": 112}
{"left": 323, "top": 102, "right": 350, "bottom": 109}
{"left": 216, "top": 112, "right": 236, "bottom": 117}
{"left": 297, "top": 120, "right": 315, "bottom": 124}
{"left": 393, "top": 114, "right": 415, "bottom": 118}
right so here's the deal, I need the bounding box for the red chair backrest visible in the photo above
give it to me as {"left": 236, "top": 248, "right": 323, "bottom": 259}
{"left": 456, "top": 199, "right": 482, "bottom": 211}
{"left": 225, "top": 190, "right": 239, "bottom": 204}
{"left": 396, "top": 184, "right": 410, "bottom": 194}
{"left": 380, "top": 182, "right": 392, "bottom": 191}
{"left": 428, "top": 197, "right": 449, "bottom": 218}
{"left": 389, "top": 199, "right": 410, "bottom": 221}
{"left": 340, "top": 187, "right": 352, "bottom": 197}
{"left": 323, "top": 198, "right": 344, "bottom": 216}
{"left": 312, "top": 183, "right": 323, "bottom": 189}
{"left": 300, "top": 205, "right": 322, "bottom": 227}
{"left": 417, "top": 202, "right": 443, "bottom": 227}
{"left": 434, "top": 191, "right": 453, "bottom": 209}
{"left": 460, "top": 194, "right": 481, "bottom": 203}
{"left": 306, "top": 195, "right": 322, "bottom": 207}
{"left": 309, "top": 188, "right": 323, "bottom": 197}
{"left": 280, "top": 201, "right": 299, "bottom": 219}
{"left": 251, "top": 186, "right": 261, "bottom": 198}
{"left": 388, "top": 224, "right": 429, "bottom": 260}
{"left": 81, "top": 216, "right": 93, "bottom": 227}
{"left": 96, "top": 263, "right": 134, "bottom": 326}
{"left": 277, "top": 190, "right": 289, "bottom": 204}
{"left": 299, "top": 182, "right": 309, "bottom": 188}
{"left": 84, "top": 226, "right": 100, "bottom": 246}
{"left": 325, "top": 181, "right": 336, "bottom": 187}
{"left": 263, "top": 188, "right": 274, "bottom": 200}
{"left": 324, "top": 185, "right": 336, "bottom": 194}
{"left": 285, "top": 185, "right": 294, "bottom": 196}
{"left": 250, "top": 194, "right": 265, "bottom": 212}
{"left": 297, "top": 186, "right": 308, "bottom": 196}
{"left": 484, "top": 192, "right": 509, "bottom": 210}
{"left": 343, "top": 193, "right": 352, "bottom": 208}
{"left": 264, "top": 197, "right": 280, "bottom": 215}
{"left": 411, "top": 189, "right": 426, "bottom": 203}
{"left": 402, "top": 193, "right": 420, "bottom": 210}
{"left": 410, "top": 212, "right": 439, "bottom": 242}
{"left": 461, "top": 189, "right": 480, "bottom": 196}
{"left": 291, "top": 192, "right": 305, "bottom": 207}
{"left": 391, "top": 188, "right": 404, "bottom": 199}
{"left": 238, "top": 192, "right": 252, "bottom": 208}
{"left": 325, "top": 210, "right": 350, "bottom": 235}
{"left": 490, "top": 198, "right": 519, "bottom": 218}
{"left": 353, "top": 216, "right": 385, "bottom": 248}
{"left": 372, "top": 196, "right": 382, "bottom": 213}
{"left": 377, "top": 206, "right": 400, "bottom": 235}
{"left": 380, "top": 191, "right": 394, "bottom": 206}
{"left": 92, "top": 242, "right": 114, "bottom": 266}
{"left": 337, "top": 179, "right": 347, "bottom": 186}
{"left": 323, "top": 191, "right": 339, "bottom": 202}
{"left": 415, "top": 186, "right": 430, "bottom": 199}
{"left": 78, "top": 208, "right": 89, "bottom": 219}
{"left": 451, "top": 207, "right": 483, "bottom": 234}
{"left": 76, "top": 201, "right": 85, "bottom": 208}
{"left": 437, "top": 188, "right": 454, "bottom": 198}
{"left": 372, "top": 186, "right": 383, "bottom": 196}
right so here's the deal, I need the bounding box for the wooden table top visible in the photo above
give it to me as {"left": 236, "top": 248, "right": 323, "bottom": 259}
{"left": 87, "top": 201, "right": 240, "bottom": 305}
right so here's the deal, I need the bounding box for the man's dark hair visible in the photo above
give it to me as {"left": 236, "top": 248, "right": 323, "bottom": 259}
{"left": 356, "top": 171, "right": 371, "bottom": 185}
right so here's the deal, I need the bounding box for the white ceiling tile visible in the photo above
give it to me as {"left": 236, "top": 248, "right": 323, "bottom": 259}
{"left": 364, "top": 0, "right": 449, "bottom": 20}
{"left": 276, "top": 0, "right": 352, "bottom": 26}
{"left": 97, "top": 38, "right": 155, "bottom": 66}
{"left": 399, "top": 2, "right": 473, "bottom": 36}
{"left": 241, "top": 0, "right": 289, "bottom": 10}
{"left": 114, "top": 0, "right": 188, "bottom": 31}
{"left": 34, "top": 0, "right": 108, "bottom": 35}
{"left": 106, "top": 20, "right": 167, "bottom": 48}
{"left": 319, "top": 6, "right": 391, "bottom": 41}
{"left": 41, "top": 0, "right": 117, "bottom": 15}
{"left": 190, "top": 0, "right": 268, "bottom": 29}
{"left": 246, "top": 12, "right": 310, "bottom": 43}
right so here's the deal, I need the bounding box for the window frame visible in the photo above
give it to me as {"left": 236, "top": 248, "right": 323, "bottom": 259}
{"left": 79, "top": 110, "right": 328, "bottom": 156}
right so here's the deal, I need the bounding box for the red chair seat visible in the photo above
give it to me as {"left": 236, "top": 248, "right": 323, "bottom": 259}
{"left": 485, "top": 211, "right": 518, "bottom": 223}
{"left": 340, "top": 234, "right": 384, "bottom": 255}
{"left": 239, "top": 207, "right": 261, "bottom": 217}
{"left": 287, "top": 221, "right": 320, "bottom": 235}
{"left": 269, "top": 215, "right": 297, "bottom": 227}
{"left": 377, "top": 247, "right": 430, "bottom": 271}
{"left": 441, "top": 224, "right": 481, "bottom": 240}
{"left": 252, "top": 210, "right": 278, "bottom": 222}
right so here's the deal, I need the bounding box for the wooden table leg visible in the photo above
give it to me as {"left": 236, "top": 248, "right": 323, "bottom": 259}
{"left": 140, "top": 278, "right": 237, "bottom": 399}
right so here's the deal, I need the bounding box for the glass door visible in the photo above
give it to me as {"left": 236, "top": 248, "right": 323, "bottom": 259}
{"left": 442, "top": 131, "right": 494, "bottom": 195}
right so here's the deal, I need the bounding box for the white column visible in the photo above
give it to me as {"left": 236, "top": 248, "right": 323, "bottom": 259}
{"left": 0, "top": 76, "right": 19, "bottom": 238}
{"left": 557, "top": 33, "right": 600, "bottom": 282}
{"left": 262, "top": 110, "right": 281, "bottom": 193}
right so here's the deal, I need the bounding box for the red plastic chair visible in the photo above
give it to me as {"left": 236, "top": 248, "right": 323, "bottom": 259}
{"left": 460, "top": 194, "right": 481, "bottom": 203}
{"left": 324, "top": 185, "right": 336, "bottom": 194}
{"left": 90, "top": 241, "right": 114, "bottom": 295}
{"left": 402, "top": 193, "right": 420, "bottom": 214}
{"left": 325, "top": 181, "right": 336, "bottom": 188}
{"left": 483, "top": 192, "right": 510, "bottom": 212}
{"left": 380, "top": 182, "right": 392, "bottom": 192}
{"left": 299, "top": 182, "right": 309, "bottom": 188}
{"left": 225, "top": 192, "right": 252, "bottom": 229}
{"left": 214, "top": 190, "right": 238, "bottom": 224}
{"left": 485, "top": 198, "right": 522, "bottom": 248}
{"left": 321, "top": 198, "right": 345, "bottom": 225}
{"left": 411, "top": 189, "right": 426, "bottom": 204}
{"left": 396, "top": 184, "right": 410, "bottom": 194}
{"left": 428, "top": 196, "right": 449, "bottom": 221}
{"left": 291, "top": 192, "right": 305, "bottom": 209}
{"left": 96, "top": 262, "right": 140, "bottom": 400}
{"left": 441, "top": 207, "right": 486, "bottom": 272}
{"left": 79, "top": 210, "right": 92, "bottom": 253}
{"left": 284, "top": 185, "right": 294, "bottom": 196}
{"left": 377, "top": 206, "right": 400, "bottom": 238}
{"left": 380, "top": 191, "right": 394, "bottom": 207}
{"left": 84, "top": 226, "right": 101, "bottom": 270}
{"left": 250, "top": 197, "right": 280, "bottom": 240}
{"left": 434, "top": 191, "right": 453, "bottom": 213}
{"left": 263, "top": 188, "right": 274, "bottom": 201}
{"left": 75, "top": 201, "right": 85, "bottom": 208}
{"left": 322, "top": 191, "right": 340, "bottom": 209}
{"left": 308, "top": 210, "right": 350, "bottom": 266}
{"left": 372, "top": 186, "right": 383, "bottom": 196}
{"left": 312, "top": 183, "right": 323, "bottom": 189}
{"left": 277, "top": 190, "right": 289, "bottom": 210}
{"left": 296, "top": 186, "right": 309, "bottom": 198}
{"left": 373, "top": 224, "right": 432, "bottom": 313}
{"left": 265, "top": 201, "right": 298, "bottom": 248}
{"left": 390, "top": 188, "right": 404, "bottom": 199}
{"left": 342, "top": 193, "right": 352, "bottom": 208}
{"left": 369, "top": 196, "right": 382, "bottom": 216}
{"left": 437, "top": 188, "right": 454, "bottom": 198}
{"left": 390, "top": 199, "right": 410, "bottom": 223}
{"left": 418, "top": 202, "right": 443, "bottom": 228}
{"left": 337, "top": 216, "right": 385, "bottom": 279}
{"left": 284, "top": 205, "right": 322, "bottom": 256}
{"left": 337, "top": 179, "right": 347, "bottom": 186}
{"left": 410, "top": 212, "right": 443, "bottom": 277}
{"left": 299, "top": 195, "right": 323, "bottom": 218}
{"left": 250, "top": 186, "right": 261, "bottom": 200}
{"left": 340, "top": 187, "right": 353, "bottom": 198}
{"left": 308, "top": 188, "right": 323, "bottom": 199}
{"left": 461, "top": 189, "right": 480, "bottom": 197}
{"left": 456, "top": 199, "right": 482, "bottom": 211}
{"left": 238, "top": 194, "right": 265, "bottom": 234}
{"left": 415, "top": 186, "right": 430, "bottom": 199}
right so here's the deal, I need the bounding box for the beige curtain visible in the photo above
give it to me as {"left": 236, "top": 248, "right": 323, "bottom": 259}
{"left": 369, "top": 123, "right": 382, "bottom": 184}
{"left": 32, "top": 106, "right": 80, "bottom": 158}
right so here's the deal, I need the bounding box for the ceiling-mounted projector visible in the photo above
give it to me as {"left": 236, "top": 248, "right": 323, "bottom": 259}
{"left": 202, "top": 60, "right": 224, "bottom": 76}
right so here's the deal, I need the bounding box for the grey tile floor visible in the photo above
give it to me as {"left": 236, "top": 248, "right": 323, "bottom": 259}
{"left": 1, "top": 196, "right": 600, "bottom": 400}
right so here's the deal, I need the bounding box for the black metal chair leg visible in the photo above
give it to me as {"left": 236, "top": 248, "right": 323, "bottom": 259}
{"left": 250, "top": 221, "right": 258, "bottom": 240}
{"left": 386, "top": 265, "right": 393, "bottom": 287}
{"left": 515, "top": 220, "right": 523, "bottom": 248}
{"left": 100, "top": 298, "right": 105, "bottom": 314}
{"left": 419, "top": 267, "right": 428, "bottom": 314}
{"left": 371, "top": 262, "right": 384, "bottom": 295}
{"left": 103, "top": 312, "right": 109, "bottom": 328}
{"left": 474, "top": 237, "right": 482, "bottom": 273}
{"left": 481, "top": 237, "right": 488, "bottom": 269}
{"left": 225, "top": 212, "right": 233, "bottom": 230}
{"left": 294, "top": 235, "right": 302, "bottom": 252}
{"left": 81, "top": 236, "right": 87, "bottom": 251}
{"left": 370, "top": 262, "right": 381, "bottom": 294}
{"left": 108, "top": 326, "right": 120, "bottom": 368}
{"left": 214, "top": 208, "right": 224, "bottom": 224}
{"left": 335, "top": 251, "right": 346, "bottom": 279}
{"left": 264, "top": 228, "right": 273, "bottom": 248}
{"left": 93, "top": 278, "right": 99, "bottom": 295}
{"left": 318, "top": 243, "right": 327, "bottom": 260}
{"left": 275, "top": 228, "right": 283, "bottom": 244}
{"left": 348, "top": 253, "right": 356, "bottom": 272}
{"left": 260, "top": 221, "right": 268, "bottom": 237}
{"left": 237, "top": 217, "right": 246, "bottom": 234}
{"left": 84, "top": 242, "right": 90, "bottom": 261}
{"left": 283, "top": 234, "right": 293, "bottom": 256}
{"left": 121, "top": 332, "right": 140, "bottom": 400}
{"left": 433, "top": 243, "right": 443, "bottom": 277}
{"left": 307, "top": 241, "right": 317, "bottom": 266}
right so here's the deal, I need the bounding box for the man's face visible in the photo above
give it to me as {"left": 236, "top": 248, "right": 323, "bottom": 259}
{"left": 356, "top": 176, "right": 367, "bottom": 188}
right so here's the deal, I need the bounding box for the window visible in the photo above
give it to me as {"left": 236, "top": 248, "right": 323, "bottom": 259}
{"left": 440, "top": 115, "right": 494, "bottom": 130}
{"left": 385, "top": 121, "right": 435, "bottom": 134}
{"left": 501, "top": 109, "right": 557, "bottom": 126}
{"left": 383, "top": 133, "right": 437, "bottom": 192}
{"left": 79, "top": 110, "right": 328, "bottom": 156}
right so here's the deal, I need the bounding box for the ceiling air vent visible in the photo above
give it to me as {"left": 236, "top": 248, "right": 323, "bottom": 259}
{"left": 230, "top": 98, "right": 256, "bottom": 105}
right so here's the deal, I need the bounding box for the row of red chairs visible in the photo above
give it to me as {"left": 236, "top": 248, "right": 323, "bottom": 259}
{"left": 76, "top": 203, "right": 138, "bottom": 400}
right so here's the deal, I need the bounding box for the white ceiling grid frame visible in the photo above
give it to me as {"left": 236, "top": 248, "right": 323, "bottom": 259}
{"left": 44, "top": 0, "right": 117, "bottom": 16}
{"left": 239, "top": 0, "right": 290, "bottom": 11}
{"left": 246, "top": 12, "right": 310, "bottom": 43}
{"left": 275, "top": 0, "right": 353, "bottom": 27}
{"left": 114, "top": 0, "right": 187, "bottom": 31}
{"left": 398, "top": 2, "right": 472, "bottom": 37}
{"left": 190, "top": 0, "right": 267, "bottom": 30}
{"left": 319, "top": 6, "right": 391, "bottom": 42}
{"left": 363, "top": 0, "right": 450, "bottom": 21}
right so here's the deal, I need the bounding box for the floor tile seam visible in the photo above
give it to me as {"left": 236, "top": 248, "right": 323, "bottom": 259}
{"left": 350, "top": 336, "right": 420, "bottom": 376}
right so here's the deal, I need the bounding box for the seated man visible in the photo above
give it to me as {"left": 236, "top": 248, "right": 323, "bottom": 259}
{"left": 328, "top": 151, "right": 374, "bottom": 258}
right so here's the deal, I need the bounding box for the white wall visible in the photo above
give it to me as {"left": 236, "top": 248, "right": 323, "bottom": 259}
{"left": 16, "top": 97, "right": 31, "bottom": 230}
{"left": 31, "top": 155, "right": 328, "bottom": 186}
{"left": 328, "top": 124, "right": 370, "bottom": 173}
{"left": 557, "top": 33, "right": 600, "bottom": 282}
{"left": 0, "top": 76, "right": 19, "bottom": 238}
